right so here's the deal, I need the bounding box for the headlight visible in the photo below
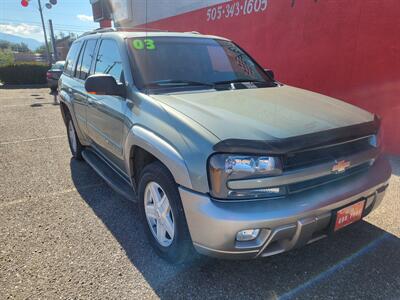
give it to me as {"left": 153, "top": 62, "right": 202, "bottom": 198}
{"left": 208, "top": 154, "right": 284, "bottom": 200}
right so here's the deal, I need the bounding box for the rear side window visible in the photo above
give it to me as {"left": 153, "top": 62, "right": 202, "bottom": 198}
{"left": 74, "top": 44, "right": 84, "bottom": 78}
{"left": 77, "top": 39, "right": 97, "bottom": 80}
{"left": 64, "top": 41, "right": 82, "bottom": 76}
{"left": 95, "top": 40, "right": 123, "bottom": 83}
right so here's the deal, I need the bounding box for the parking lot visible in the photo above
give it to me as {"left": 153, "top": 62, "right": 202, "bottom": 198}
{"left": 0, "top": 87, "right": 399, "bottom": 299}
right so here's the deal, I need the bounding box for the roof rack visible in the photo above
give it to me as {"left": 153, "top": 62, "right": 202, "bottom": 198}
{"left": 115, "top": 27, "right": 169, "bottom": 32}
{"left": 80, "top": 27, "right": 116, "bottom": 37}
{"left": 79, "top": 27, "right": 169, "bottom": 38}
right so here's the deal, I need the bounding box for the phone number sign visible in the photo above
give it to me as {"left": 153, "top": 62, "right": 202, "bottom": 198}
{"left": 206, "top": 0, "right": 268, "bottom": 21}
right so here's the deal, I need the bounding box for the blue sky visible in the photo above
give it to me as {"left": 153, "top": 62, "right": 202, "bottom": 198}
{"left": 0, "top": 0, "right": 97, "bottom": 42}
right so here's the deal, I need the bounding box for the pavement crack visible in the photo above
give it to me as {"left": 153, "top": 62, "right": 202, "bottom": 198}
{"left": 0, "top": 135, "right": 66, "bottom": 146}
{"left": 0, "top": 183, "right": 106, "bottom": 208}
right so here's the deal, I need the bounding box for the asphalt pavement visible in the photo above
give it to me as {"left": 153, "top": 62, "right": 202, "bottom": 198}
{"left": 0, "top": 88, "right": 399, "bottom": 299}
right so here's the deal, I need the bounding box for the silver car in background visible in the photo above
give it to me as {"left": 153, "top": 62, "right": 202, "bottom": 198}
{"left": 47, "top": 60, "right": 65, "bottom": 92}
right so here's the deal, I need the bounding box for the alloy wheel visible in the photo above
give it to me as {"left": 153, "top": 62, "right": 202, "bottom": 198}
{"left": 144, "top": 181, "right": 175, "bottom": 247}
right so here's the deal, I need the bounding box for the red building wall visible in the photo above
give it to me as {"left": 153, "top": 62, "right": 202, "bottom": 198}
{"left": 145, "top": 0, "right": 400, "bottom": 154}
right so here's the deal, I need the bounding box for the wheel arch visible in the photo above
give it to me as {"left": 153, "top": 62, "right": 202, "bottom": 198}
{"left": 58, "top": 91, "right": 88, "bottom": 145}
{"left": 125, "top": 125, "right": 193, "bottom": 190}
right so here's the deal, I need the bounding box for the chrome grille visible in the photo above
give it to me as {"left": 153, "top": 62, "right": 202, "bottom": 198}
{"left": 287, "top": 162, "right": 370, "bottom": 194}
{"left": 283, "top": 136, "right": 374, "bottom": 171}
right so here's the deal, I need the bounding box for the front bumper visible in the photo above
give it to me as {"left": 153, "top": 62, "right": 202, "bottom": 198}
{"left": 179, "top": 155, "right": 392, "bottom": 259}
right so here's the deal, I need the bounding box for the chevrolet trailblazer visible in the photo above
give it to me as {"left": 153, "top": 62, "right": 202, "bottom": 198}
{"left": 58, "top": 29, "right": 391, "bottom": 263}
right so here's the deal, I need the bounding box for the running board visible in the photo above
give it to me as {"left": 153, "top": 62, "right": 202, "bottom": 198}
{"left": 82, "top": 149, "right": 137, "bottom": 202}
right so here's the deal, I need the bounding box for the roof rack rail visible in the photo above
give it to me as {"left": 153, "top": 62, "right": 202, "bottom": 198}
{"left": 184, "top": 31, "right": 201, "bottom": 34}
{"left": 115, "top": 27, "right": 169, "bottom": 32}
{"left": 79, "top": 26, "right": 169, "bottom": 38}
{"left": 80, "top": 27, "right": 116, "bottom": 37}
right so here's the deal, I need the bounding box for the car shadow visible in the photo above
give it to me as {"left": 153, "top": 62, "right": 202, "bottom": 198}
{"left": 70, "top": 158, "right": 400, "bottom": 299}
{"left": 30, "top": 91, "right": 59, "bottom": 107}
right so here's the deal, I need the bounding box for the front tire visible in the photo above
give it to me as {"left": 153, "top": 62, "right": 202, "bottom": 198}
{"left": 138, "top": 161, "right": 194, "bottom": 263}
{"left": 66, "top": 113, "right": 83, "bottom": 160}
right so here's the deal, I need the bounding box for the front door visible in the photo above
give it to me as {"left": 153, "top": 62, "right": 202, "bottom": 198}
{"left": 86, "top": 39, "right": 126, "bottom": 169}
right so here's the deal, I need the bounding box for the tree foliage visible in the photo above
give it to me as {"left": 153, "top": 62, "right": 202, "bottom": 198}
{"left": 0, "top": 62, "right": 48, "bottom": 84}
{"left": 0, "top": 40, "right": 30, "bottom": 53}
{"left": 0, "top": 49, "right": 14, "bottom": 66}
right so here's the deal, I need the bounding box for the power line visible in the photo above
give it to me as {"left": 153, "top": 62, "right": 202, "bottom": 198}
{"left": 0, "top": 18, "right": 95, "bottom": 29}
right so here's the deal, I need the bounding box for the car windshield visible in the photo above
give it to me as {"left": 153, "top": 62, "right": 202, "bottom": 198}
{"left": 128, "top": 37, "right": 275, "bottom": 92}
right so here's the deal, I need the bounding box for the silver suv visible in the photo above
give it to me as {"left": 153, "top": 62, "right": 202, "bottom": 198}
{"left": 58, "top": 29, "right": 391, "bottom": 263}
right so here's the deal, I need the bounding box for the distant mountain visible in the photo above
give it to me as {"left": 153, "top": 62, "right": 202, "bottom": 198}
{"left": 0, "top": 32, "right": 42, "bottom": 50}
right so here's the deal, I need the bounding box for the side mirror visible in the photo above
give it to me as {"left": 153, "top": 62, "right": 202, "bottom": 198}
{"left": 264, "top": 69, "right": 275, "bottom": 81}
{"left": 85, "top": 74, "right": 126, "bottom": 97}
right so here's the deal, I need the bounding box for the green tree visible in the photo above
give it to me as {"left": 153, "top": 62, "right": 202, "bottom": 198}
{"left": 0, "top": 40, "right": 31, "bottom": 53}
{"left": 10, "top": 42, "right": 30, "bottom": 53}
{"left": 0, "top": 49, "right": 14, "bottom": 66}
{"left": 0, "top": 40, "right": 11, "bottom": 50}
{"left": 35, "top": 44, "right": 48, "bottom": 54}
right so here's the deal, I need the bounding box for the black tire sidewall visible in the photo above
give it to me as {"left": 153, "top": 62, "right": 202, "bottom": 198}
{"left": 138, "top": 162, "right": 193, "bottom": 263}
{"left": 65, "top": 113, "right": 83, "bottom": 160}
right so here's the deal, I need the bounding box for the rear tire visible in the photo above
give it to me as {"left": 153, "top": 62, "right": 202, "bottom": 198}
{"left": 65, "top": 113, "right": 83, "bottom": 160}
{"left": 138, "top": 161, "right": 194, "bottom": 263}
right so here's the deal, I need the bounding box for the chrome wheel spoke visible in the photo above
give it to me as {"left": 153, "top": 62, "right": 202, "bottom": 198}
{"left": 145, "top": 204, "right": 157, "bottom": 220}
{"left": 150, "top": 184, "right": 161, "bottom": 204}
{"left": 162, "top": 215, "right": 174, "bottom": 238}
{"left": 156, "top": 221, "right": 166, "bottom": 243}
{"left": 159, "top": 195, "right": 169, "bottom": 216}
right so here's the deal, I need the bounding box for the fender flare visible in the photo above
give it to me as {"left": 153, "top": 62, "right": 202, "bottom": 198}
{"left": 124, "top": 125, "right": 193, "bottom": 189}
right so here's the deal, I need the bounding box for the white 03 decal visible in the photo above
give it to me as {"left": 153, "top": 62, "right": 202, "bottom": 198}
{"left": 206, "top": 0, "right": 268, "bottom": 21}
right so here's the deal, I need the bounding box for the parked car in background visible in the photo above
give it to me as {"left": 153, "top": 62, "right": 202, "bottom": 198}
{"left": 58, "top": 29, "right": 391, "bottom": 263}
{"left": 47, "top": 61, "right": 65, "bottom": 92}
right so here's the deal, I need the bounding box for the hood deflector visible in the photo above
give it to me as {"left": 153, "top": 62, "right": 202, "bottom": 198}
{"left": 213, "top": 115, "right": 380, "bottom": 155}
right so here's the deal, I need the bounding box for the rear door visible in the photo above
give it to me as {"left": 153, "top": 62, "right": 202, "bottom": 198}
{"left": 86, "top": 39, "right": 126, "bottom": 168}
{"left": 59, "top": 41, "right": 85, "bottom": 131}
{"left": 73, "top": 38, "right": 98, "bottom": 136}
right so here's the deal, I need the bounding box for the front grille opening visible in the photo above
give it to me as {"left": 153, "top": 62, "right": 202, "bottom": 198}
{"left": 288, "top": 162, "right": 370, "bottom": 194}
{"left": 283, "top": 136, "right": 373, "bottom": 171}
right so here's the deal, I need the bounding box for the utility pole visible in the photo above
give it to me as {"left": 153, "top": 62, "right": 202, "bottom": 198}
{"left": 48, "top": 19, "right": 58, "bottom": 62}
{"left": 37, "top": 0, "right": 52, "bottom": 65}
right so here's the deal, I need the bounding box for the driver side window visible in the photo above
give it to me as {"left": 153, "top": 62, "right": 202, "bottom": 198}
{"left": 95, "top": 40, "right": 124, "bottom": 83}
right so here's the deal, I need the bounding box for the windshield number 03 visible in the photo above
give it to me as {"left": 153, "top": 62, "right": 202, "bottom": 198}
{"left": 206, "top": 0, "right": 267, "bottom": 21}
{"left": 132, "top": 39, "right": 156, "bottom": 50}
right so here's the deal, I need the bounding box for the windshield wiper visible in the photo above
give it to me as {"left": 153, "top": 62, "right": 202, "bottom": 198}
{"left": 212, "top": 78, "right": 265, "bottom": 85}
{"left": 143, "top": 79, "right": 214, "bottom": 88}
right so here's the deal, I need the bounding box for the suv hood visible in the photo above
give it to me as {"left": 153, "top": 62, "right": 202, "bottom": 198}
{"left": 152, "top": 85, "right": 374, "bottom": 141}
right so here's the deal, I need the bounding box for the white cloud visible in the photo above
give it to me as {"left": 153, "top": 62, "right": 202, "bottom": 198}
{"left": 77, "top": 14, "right": 93, "bottom": 22}
{"left": 0, "top": 23, "right": 42, "bottom": 37}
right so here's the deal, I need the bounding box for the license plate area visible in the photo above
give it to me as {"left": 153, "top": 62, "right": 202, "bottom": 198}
{"left": 333, "top": 200, "right": 366, "bottom": 231}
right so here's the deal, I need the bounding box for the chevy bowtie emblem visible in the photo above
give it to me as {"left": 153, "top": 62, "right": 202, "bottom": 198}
{"left": 332, "top": 160, "right": 351, "bottom": 173}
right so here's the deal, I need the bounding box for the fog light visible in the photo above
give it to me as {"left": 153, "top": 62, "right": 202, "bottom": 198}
{"left": 236, "top": 229, "right": 260, "bottom": 241}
